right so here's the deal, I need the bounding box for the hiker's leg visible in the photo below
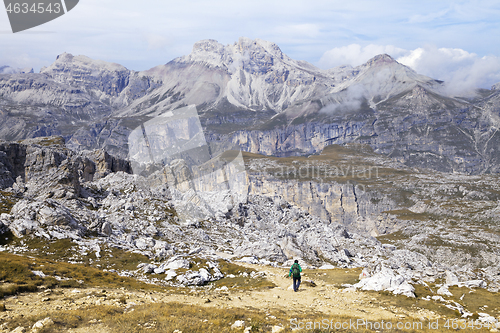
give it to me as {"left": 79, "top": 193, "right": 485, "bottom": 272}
{"left": 297, "top": 277, "right": 301, "bottom": 290}
{"left": 293, "top": 277, "right": 297, "bottom": 291}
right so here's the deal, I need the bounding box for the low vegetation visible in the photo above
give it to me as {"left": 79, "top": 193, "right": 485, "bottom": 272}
{"left": 2, "top": 251, "right": 499, "bottom": 332}
{"left": 0, "top": 251, "right": 167, "bottom": 299}
{"left": 4, "top": 299, "right": 495, "bottom": 333}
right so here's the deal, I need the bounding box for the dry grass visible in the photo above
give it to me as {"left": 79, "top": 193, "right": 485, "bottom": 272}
{"left": 0, "top": 251, "right": 167, "bottom": 299}
{"left": 362, "top": 281, "right": 500, "bottom": 321}
{"left": 243, "top": 144, "right": 410, "bottom": 184}
{"left": 380, "top": 209, "right": 439, "bottom": 221}
{"left": 1, "top": 252, "right": 498, "bottom": 332}
{"left": 6, "top": 302, "right": 272, "bottom": 333}
{"left": 21, "top": 136, "right": 66, "bottom": 147}
{"left": 303, "top": 268, "right": 362, "bottom": 287}
{"left": 447, "top": 286, "right": 500, "bottom": 318}
{"left": 211, "top": 260, "right": 277, "bottom": 290}
{"left": 6, "top": 235, "right": 151, "bottom": 272}
{"left": 301, "top": 267, "right": 500, "bottom": 323}
{"left": 6, "top": 300, "right": 494, "bottom": 333}
{"left": 210, "top": 275, "right": 276, "bottom": 290}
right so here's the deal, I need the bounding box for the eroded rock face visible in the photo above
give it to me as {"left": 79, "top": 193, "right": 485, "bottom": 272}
{"left": 80, "top": 149, "right": 133, "bottom": 180}
{"left": 40, "top": 52, "right": 162, "bottom": 107}
{"left": 247, "top": 176, "right": 389, "bottom": 235}
{"left": 0, "top": 142, "right": 27, "bottom": 188}
{"left": 0, "top": 136, "right": 131, "bottom": 194}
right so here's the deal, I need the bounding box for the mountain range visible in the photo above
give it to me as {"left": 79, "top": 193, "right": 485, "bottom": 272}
{"left": 1, "top": 37, "right": 500, "bottom": 174}
{"left": 1, "top": 39, "right": 500, "bottom": 326}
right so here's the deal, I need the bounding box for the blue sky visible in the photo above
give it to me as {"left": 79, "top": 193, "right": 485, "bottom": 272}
{"left": 1, "top": 0, "right": 500, "bottom": 90}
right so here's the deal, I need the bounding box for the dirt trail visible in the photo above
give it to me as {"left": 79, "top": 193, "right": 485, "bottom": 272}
{"left": 222, "top": 263, "right": 438, "bottom": 321}
{"left": 0, "top": 264, "right": 440, "bottom": 332}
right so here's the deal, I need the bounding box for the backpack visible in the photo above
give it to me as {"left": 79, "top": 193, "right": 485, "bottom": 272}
{"left": 291, "top": 263, "right": 300, "bottom": 278}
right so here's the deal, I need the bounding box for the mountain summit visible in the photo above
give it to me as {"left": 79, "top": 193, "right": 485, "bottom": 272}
{"left": 0, "top": 38, "right": 499, "bottom": 174}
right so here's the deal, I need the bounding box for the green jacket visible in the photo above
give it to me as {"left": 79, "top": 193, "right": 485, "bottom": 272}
{"left": 289, "top": 263, "right": 302, "bottom": 277}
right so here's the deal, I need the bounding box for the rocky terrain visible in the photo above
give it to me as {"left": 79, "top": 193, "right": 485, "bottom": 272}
{"left": 0, "top": 263, "right": 454, "bottom": 333}
{"left": 1, "top": 37, "right": 500, "bottom": 331}
{"left": 0, "top": 136, "right": 499, "bottom": 331}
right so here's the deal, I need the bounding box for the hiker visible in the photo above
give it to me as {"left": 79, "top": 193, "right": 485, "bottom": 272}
{"left": 289, "top": 259, "right": 302, "bottom": 292}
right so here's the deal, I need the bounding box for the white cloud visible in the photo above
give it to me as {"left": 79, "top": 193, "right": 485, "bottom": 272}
{"left": 319, "top": 43, "right": 500, "bottom": 94}
{"left": 318, "top": 44, "right": 408, "bottom": 68}
{"left": 0, "top": 51, "right": 46, "bottom": 72}
{"left": 397, "top": 46, "right": 500, "bottom": 95}
{"left": 320, "top": 84, "right": 367, "bottom": 115}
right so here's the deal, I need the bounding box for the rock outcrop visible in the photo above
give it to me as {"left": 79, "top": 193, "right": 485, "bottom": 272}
{"left": 0, "top": 136, "right": 130, "bottom": 189}
{"left": 353, "top": 265, "right": 415, "bottom": 297}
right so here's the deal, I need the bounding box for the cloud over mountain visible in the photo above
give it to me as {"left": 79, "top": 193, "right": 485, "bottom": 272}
{"left": 398, "top": 46, "right": 500, "bottom": 95}
{"left": 318, "top": 44, "right": 408, "bottom": 68}
{"left": 319, "top": 44, "right": 500, "bottom": 94}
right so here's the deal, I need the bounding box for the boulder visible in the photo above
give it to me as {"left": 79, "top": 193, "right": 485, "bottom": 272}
{"left": 437, "top": 285, "right": 453, "bottom": 297}
{"left": 140, "top": 264, "right": 157, "bottom": 274}
{"left": 9, "top": 219, "right": 39, "bottom": 237}
{"left": 445, "top": 271, "right": 459, "bottom": 286}
{"left": 319, "top": 264, "right": 336, "bottom": 270}
{"left": 231, "top": 321, "right": 245, "bottom": 330}
{"left": 165, "top": 270, "right": 177, "bottom": 281}
{"left": 359, "top": 267, "right": 371, "bottom": 279}
{"left": 164, "top": 259, "right": 190, "bottom": 270}
{"left": 135, "top": 237, "right": 155, "bottom": 250}
{"left": 477, "top": 313, "right": 497, "bottom": 324}
{"left": 32, "top": 317, "right": 54, "bottom": 332}
{"left": 459, "top": 280, "right": 486, "bottom": 288}
{"left": 153, "top": 267, "right": 165, "bottom": 274}
{"left": 176, "top": 270, "right": 210, "bottom": 286}
{"left": 353, "top": 266, "right": 415, "bottom": 297}
{"left": 101, "top": 222, "right": 113, "bottom": 236}
{"left": 237, "top": 256, "right": 258, "bottom": 264}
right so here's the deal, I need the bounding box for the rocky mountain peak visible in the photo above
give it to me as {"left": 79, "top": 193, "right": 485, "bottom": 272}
{"left": 364, "top": 54, "right": 397, "bottom": 67}
{"left": 55, "top": 52, "right": 74, "bottom": 62}
{"left": 39, "top": 53, "right": 132, "bottom": 99}
{"left": 492, "top": 82, "right": 500, "bottom": 90}
{"left": 45, "top": 52, "right": 128, "bottom": 75}
{"left": 185, "top": 37, "right": 286, "bottom": 73}
{"left": 191, "top": 39, "right": 225, "bottom": 56}
{"left": 234, "top": 37, "right": 284, "bottom": 60}
{"left": 183, "top": 39, "right": 227, "bottom": 69}
{"left": 343, "top": 52, "right": 435, "bottom": 100}
{"left": 1, "top": 38, "right": 500, "bottom": 177}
